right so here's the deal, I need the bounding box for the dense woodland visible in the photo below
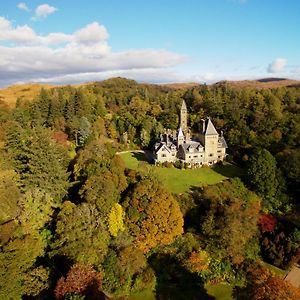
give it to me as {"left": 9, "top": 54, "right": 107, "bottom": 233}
{"left": 0, "top": 77, "right": 300, "bottom": 299}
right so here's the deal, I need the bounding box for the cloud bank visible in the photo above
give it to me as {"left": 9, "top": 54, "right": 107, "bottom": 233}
{"left": 0, "top": 16, "right": 189, "bottom": 87}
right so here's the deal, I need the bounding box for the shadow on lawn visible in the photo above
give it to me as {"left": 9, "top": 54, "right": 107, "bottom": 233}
{"left": 212, "top": 163, "right": 244, "bottom": 178}
{"left": 149, "top": 253, "right": 214, "bottom": 300}
{"left": 132, "top": 152, "right": 148, "bottom": 162}
{"left": 132, "top": 151, "right": 155, "bottom": 164}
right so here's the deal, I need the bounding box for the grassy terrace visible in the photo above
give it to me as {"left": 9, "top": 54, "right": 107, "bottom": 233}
{"left": 119, "top": 151, "right": 243, "bottom": 194}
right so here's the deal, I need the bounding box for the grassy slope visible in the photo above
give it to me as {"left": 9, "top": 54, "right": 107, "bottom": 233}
{"left": 0, "top": 83, "right": 56, "bottom": 108}
{"left": 118, "top": 151, "right": 242, "bottom": 194}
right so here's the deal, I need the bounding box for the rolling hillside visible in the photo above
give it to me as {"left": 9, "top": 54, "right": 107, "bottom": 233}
{"left": 214, "top": 78, "right": 300, "bottom": 90}
{"left": 0, "top": 83, "right": 56, "bottom": 108}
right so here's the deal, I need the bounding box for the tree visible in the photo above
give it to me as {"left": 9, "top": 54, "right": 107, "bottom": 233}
{"left": 200, "top": 179, "right": 261, "bottom": 265}
{"left": 246, "top": 148, "right": 279, "bottom": 210}
{"left": 102, "top": 246, "right": 154, "bottom": 296}
{"left": 78, "top": 116, "right": 91, "bottom": 146}
{"left": 233, "top": 262, "right": 300, "bottom": 300}
{"left": 123, "top": 177, "right": 184, "bottom": 252}
{"left": 277, "top": 149, "right": 300, "bottom": 197}
{"left": 0, "top": 168, "right": 20, "bottom": 223}
{"left": 0, "top": 234, "right": 48, "bottom": 298}
{"left": 19, "top": 189, "right": 58, "bottom": 235}
{"left": 107, "top": 203, "right": 125, "bottom": 237}
{"left": 52, "top": 202, "right": 110, "bottom": 265}
{"left": 6, "top": 126, "right": 71, "bottom": 203}
{"left": 55, "top": 264, "right": 103, "bottom": 300}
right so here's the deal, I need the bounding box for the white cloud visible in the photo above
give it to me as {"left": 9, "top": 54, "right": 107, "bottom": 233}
{"left": 17, "top": 2, "right": 30, "bottom": 12}
{"left": 267, "top": 58, "right": 287, "bottom": 73}
{"left": 0, "top": 16, "right": 189, "bottom": 87}
{"left": 75, "top": 22, "right": 109, "bottom": 44}
{"left": 34, "top": 4, "right": 57, "bottom": 19}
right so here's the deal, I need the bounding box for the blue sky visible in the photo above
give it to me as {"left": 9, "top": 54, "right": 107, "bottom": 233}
{"left": 0, "top": 0, "right": 299, "bottom": 86}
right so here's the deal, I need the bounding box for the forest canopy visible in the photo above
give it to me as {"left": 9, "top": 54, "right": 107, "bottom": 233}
{"left": 0, "top": 77, "right": 299, "bottom": 299}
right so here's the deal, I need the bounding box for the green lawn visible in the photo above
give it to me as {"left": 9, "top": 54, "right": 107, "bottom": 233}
{"left": 119, "top": 151, "right": 147, "bottom": 170}
{"left": 118, "top": 151, "right": 242, "bottom": 194}
{"left": 205, "top": 283, "right": 233, "bottom": 300}
{"left": 156, "top": 167, "right": 226, "bottom": 194}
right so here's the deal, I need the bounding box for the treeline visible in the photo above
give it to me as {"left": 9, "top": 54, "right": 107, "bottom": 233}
{"left": 0, "top": 77, "right": 299, "bottom": 299}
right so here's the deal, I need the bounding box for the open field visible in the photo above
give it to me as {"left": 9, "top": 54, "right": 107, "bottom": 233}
{"left": 118, "top": 151, "right": 243, "bottom": 194}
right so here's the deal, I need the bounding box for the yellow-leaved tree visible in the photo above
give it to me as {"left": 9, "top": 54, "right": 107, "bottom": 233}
{"left": 108, "top": 203, "right": 125, "bottom": 237}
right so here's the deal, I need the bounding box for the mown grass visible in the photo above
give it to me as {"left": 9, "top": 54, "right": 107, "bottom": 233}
{"left": 155, "top": 166, "right": 226, "bottom": 194}
{"left": 205, "top": 283, "right": 233, "bottom": 300}
{"left": 118, "top": 151, "right": 242, "bottom": 194}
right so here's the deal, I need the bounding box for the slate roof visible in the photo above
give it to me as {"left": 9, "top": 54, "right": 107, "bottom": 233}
{"left": 218, "top": 136, "right": 228, "bottom": 148}
{"left": 181, "top": 141, "right": 204, "bottom": 153}
{"left": 204, "top": 118, "right": 218, "bottom": 135}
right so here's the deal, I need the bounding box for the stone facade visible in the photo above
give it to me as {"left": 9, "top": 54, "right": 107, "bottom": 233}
{"left": 154, "top": 100, "right": 227, "bottom": 166}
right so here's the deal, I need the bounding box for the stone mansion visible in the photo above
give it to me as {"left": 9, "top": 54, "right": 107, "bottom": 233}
{"left": 153, "top": 100, "right": 227, "bottom": 166}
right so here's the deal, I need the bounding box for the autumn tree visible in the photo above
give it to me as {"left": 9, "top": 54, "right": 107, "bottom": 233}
{"left": 55, "top": 264, "right": 103, "bottom": 300}
{"left": 233, "top": 262, "right": 300, "bottom": 300}
{"left": 107, "top": 203, "right": 125, "bottom": 237}
{"left": 122, "top": 177, "right": 184, "bottom": 252}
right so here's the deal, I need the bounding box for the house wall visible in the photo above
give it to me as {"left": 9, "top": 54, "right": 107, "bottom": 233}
{"left": 156, "top": 149, "right": 177, "bottom": 163}
{"left": 204, "top": 135, "right": 219, "bottom": 163}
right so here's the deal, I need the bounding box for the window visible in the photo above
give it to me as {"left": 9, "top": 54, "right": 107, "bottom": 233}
{"left": 172, "top": 154, "right": 175, "bottom": 156}
{"left": 194, "top": 155, "right": 198, "bottom": 158}
{"left": 217, "top": 150, "right": 222, "bottom": 153}
{"left": 162, "top": 154, "right": 166, "bottom": 157}
{"left": 188, "top": 155, "right": 191, "bottom": 158}
{"left": 209, "top": 154, "right": 213, "bottom": 157}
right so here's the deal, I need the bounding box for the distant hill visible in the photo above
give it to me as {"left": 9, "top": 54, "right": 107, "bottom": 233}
{"left": 0, "top": 83, "right": 56, "bottom": 108}
{"left": 157, "top": 82, "right": 200, "bottom": 90}
{"left": 1, "top": 77, "right": 300, "bottom": 108}
{"left": 214, "top": 78, "right": 300, "bottom": 90}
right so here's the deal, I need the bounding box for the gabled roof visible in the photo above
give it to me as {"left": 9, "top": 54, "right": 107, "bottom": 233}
{"left": 205, "top": 118, "right": 218, "bottom": 135}
{"left": 156, "top": 143, "right": 171, "bottom": 153}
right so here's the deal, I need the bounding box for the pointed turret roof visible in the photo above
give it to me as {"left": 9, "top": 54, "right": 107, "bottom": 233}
{"left": 178, "top": 127, "right": 184, "bottom": 137}
{"left": 204, "top": 117, "right": 218, "bottom": 135}
{"left": 181, "top": 100, "right": 187, "bottom": 111}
